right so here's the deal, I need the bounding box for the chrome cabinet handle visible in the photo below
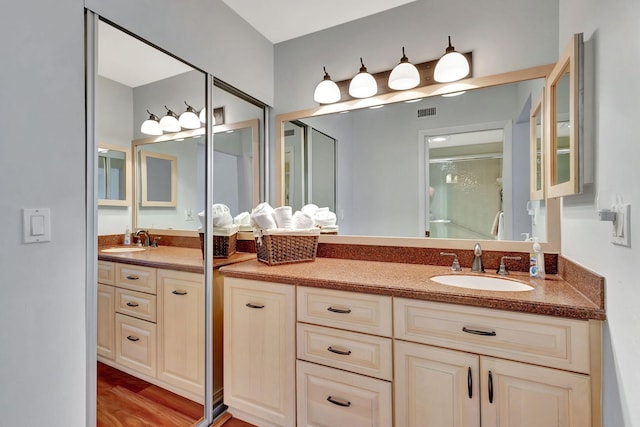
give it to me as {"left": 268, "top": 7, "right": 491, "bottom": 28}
{"left": 488, "top": 371, "right": 494, "bottom": 403}
{"left": 326, "top": 396, "right": 351, "bottom": 407}
{"left": 468, "top": 367, "right": 473, "bottom": 398}
{"left": 327, "top": 346, "right": 352, "bottom": 356}
{"left": 126, "top": 275, "right": 139, "bottom": 280}
{"left": 327, "top": 306, "right": 351, "bottom": 314}
{"left": 126, "top": 335, "right": 139, "bottom": 342}
{"left": 172, "top": 290, "right": 187, "bottom": 296}
{"left": 246, "top": 303, "right": 265, "bottom": 309}
{"left": 462, "top": 326, "right": 496, "bottom": 336}
{"left": 126, "top": 302, "right": 139, "bottom": 307}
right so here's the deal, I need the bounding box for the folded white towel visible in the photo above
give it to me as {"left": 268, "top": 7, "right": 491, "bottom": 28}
{"left": 301, "top": 204, "right": 319, "bottom": 218}
{"left": 234, "top": 211, "right": 251, "bottom": 226}
{"left": 315, "top": 208, "right": 336, "bottom": 227}
{"left": 292, "top": 211, "right": 315, "bottom": 230}
{"left": 250, "top": 202, "right": 277, "bottom": 230}
{"left": 274, "top": 206, "right": 293, "bottom": 229}
{"left": 212, "top": 204, "right": 233, "bottom": 227}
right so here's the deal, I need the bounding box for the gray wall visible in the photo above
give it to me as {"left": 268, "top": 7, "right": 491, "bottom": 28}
{"left": 0, "top": 0, "right": 272, "bottom": 424}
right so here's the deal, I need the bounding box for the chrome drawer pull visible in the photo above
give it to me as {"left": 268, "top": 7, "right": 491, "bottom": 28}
{"left": 172, "top": 290, "right": 188, "bottom": 296}
{"left": 126, "top": 302, "right": 139, "bottom": 307}
{"left": 126, "top": 335, "right": 140, "bottom": 342}
{"left": 126, "top": 275, "right": 139, "bottom": 280}
{"left": 327, "top": 306, "right": 351, "bottom": 314}
{"left": 327, "top": 396, "right": 351, "bottom": 407}
{"left": 462, "top": 326, "right": 496, "bottom": 336}
{"left": 246, "top": 303, "right": 265, "bottom": 309}
{"left": 327, "top": 346, "right": 352, "bottom": 356}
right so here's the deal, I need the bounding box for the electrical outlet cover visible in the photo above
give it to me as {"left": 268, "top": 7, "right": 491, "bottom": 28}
{"left": 611, "top": 204, "right": 631, "bottom": 247}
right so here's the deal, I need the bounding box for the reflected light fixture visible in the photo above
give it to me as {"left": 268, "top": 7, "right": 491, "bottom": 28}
{"left": 388, "top": 47, "right": 420, "bottom": 90}
{"left": 348, "top": 58, "right": 377, "bottom": 98}
{"left": 313, "top": 67, "right": 341, "bottom": 104}
{"left": 159, "top": 105, "right": 180, "bottom": 132}
{"left": 198, "top": 108, "right": 217, "bottom": 125}
{"left": 179, "top": 101, "right": 201, "bottom": 129}
{"left": 434, "top": 36, "right": 470, "bottom": 83}
{"left": 140, "top": 110, "right": 162, "bottom": 136}
{"left": 441, "top": 91, "right": 466, "bottom": 97}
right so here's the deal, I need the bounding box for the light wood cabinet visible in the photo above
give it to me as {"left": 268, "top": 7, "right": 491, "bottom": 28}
{"left": 157, "top": 269, "right": 204, "bottom": 401}
{"left": 97, "top": 282, "right": 115, "bottom": 360}
{"left": 224, "top": 277, "right": 296, "bottom": 427}
{"left": 115, "top": 313, "right": 157, "bottom": 377}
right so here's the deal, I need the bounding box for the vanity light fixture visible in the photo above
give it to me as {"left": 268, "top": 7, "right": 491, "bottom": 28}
{"left": 388, "top": 47, "right": 420, "bottom": 90}
{"left": 179, "top": 101, "right": 201, "bottom": 129}
{"left": 198, "top": 108, "right": 218, "bottom": 125}
{"left": 434, "top": 36, "right": 470, "bottom": 83}
{"left": 348, "top": 58, "right": 378, "bottom": 98}
{"left": 313, "top": 67, "right": 341, "bottom": 104}
{"left": 159, "top": 105, "right": 181, "bottom": 132}
{"left": 140, "top": 110, "right": 163, "bottom": 136}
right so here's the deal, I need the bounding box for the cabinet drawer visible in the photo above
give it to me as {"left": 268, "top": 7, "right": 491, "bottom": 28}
{"left": 394, "top": 298, "right": 591, "bottom": 373}
{"left": 116, "top": 264, "right": 157, "bottom": 294}
{"left": 296, "top": 360, "right": 392, "bottom": 427}
{"left": 98, "top": 261, "right": 115, "bottom": 285}
{"left": 116, "top": 288, "right": 157, "bottom": 323}
{"left": 297, "top": 323, "right": 392, "bottom": 380}
{"left": 297, "top": 286, "right": 392, "bottom": 336}
{"left": 115, "top": 313, "right": 156, "bottom": 378}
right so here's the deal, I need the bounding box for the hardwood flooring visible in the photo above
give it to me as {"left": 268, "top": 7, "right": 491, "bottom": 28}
{"left": 97, "top": 362, "right": 204, "bottom": 426}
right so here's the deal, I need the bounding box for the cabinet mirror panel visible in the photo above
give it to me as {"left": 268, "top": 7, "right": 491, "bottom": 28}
{"left": 530, "top": 91, "right": 544, "bottom": 200}
{"left": 98, "top": 144, "right": 130, "bottom": 206}
{"left": 140, "top": 150, "right": 177, "bottom": 207}
{"left": 278, "top": 68, "right": 553, "bottom": 244}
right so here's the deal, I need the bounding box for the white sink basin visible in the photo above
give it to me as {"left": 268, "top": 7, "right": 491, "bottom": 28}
{"left": 101, "top": 247, "right": 146, "bottom": 253}
{"left": 431, "top": 275, "right": 534, "bottom": 292}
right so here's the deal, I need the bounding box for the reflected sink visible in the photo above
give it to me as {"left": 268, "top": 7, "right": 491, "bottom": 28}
{"left": 101, "top": 247, "right": 146, "bottom": 253}
{"left": 431, "top": 275, "right": 534, "bottom": 292}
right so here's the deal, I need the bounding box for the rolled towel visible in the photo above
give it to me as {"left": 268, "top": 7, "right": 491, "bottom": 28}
{"left": 252, "top": 202, "right": 275, "bottom": 216}
{"left": 212, "top": 204, "right": 233, "bottom": 227}
{"left": 292, "top": 210, "right": 315, "bottom": 230}
{"left": 252, "top": 212, "right": 277, "bottom": 231}
{"left": 315, "top": 208, "right": 337, "bottom": 227}
{"left": 234, "top": 211, "right": 251, "bottom": 226}
{"left": 301, "top": 203, "right": 319, "bottom": 217}
{"left": 274, "top": 206, "right": 293, "bottom": 229}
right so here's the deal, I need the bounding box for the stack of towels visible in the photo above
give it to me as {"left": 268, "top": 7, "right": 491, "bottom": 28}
{"left": 197, "top": 204, "right": 239, "bottom": 236}
{"left": 233, "top": 212, "right": 252, "bottom": 232}
{"left": 250, "top": 202, "right": 338, "bottom": 233}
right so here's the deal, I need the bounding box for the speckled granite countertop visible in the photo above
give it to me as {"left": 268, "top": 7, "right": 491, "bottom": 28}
{"left": 98, "top": 245, "right": 255, "bottom": 274}
{"left": 219, "top": 258, "right": 605, "bottom": 320}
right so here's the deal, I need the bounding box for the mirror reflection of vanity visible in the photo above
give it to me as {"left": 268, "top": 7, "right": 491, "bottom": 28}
{"left": 277, "top": 65, "right": 563, "bottom": 252}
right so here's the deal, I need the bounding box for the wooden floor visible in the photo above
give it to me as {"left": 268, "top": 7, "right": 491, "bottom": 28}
{"left": 97, "top": 362, "right": 204, "bottom": 427}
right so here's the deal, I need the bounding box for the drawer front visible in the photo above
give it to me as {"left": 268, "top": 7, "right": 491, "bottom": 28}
{"left": 394, "top": 298, "right": 591, "bottom": 373}
{"left": 115, "top": 313, "right": 157, "bottom": 378}
{"left": 116, "top": 264, "right": 157, "bottom": 294}
{"left": 297, "top": 323, "right": 392, "bottom": 380}
{"left": 296, "top": 360, "right": 392, "bottom": 427}
{"left": 97, "top": 261, "right": 115, "bottom": 285}
{"left": 116, "top": 288, "right": 157, "bottom": 322}
{"left": 297, "top": 286, "right": 392, "bottom": 336}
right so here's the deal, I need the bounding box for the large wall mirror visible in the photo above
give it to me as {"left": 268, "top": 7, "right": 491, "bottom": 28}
{"left": 98, "top": 144, "right": 130, "bottom": 206}
{"left": 277, "top": 65, "right": 561, "bottom": 252}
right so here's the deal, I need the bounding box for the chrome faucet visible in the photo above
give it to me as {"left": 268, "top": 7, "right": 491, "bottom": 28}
{"left": 497, "top": 256, "right": 522, "bottom": 275}
{"left": 134, "top": 229, "right": 152, "bottom": 247}
{"left": 471, "top": 243, "right": 484, "bottom": 272}
{"left": 440, "top": 252, "right": 462, "bottom": 271}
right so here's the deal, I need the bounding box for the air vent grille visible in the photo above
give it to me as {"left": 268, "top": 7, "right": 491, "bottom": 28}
{"left": 417, "top": 107, "right": 438, "bottom": 118}
{"left": 284, "top": 129, "right": 295, "bottom": 136}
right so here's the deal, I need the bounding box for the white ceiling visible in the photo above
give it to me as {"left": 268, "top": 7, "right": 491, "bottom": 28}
{"left": 222, "top": 0, "right": 417, "bottom": 44}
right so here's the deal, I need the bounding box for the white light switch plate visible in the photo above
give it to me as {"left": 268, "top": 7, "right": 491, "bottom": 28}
{"left": 611, "top": 203, "right": 631, "bottom": 247}
{"left": 23, "top": 208, "right": 51, "bottom": 243}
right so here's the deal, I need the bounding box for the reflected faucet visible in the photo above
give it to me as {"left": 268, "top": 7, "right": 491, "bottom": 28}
{"left": 134, "top": 229, "right": 152, "bottom": 247}
{"left": 471, "top": 243, "right": 484, "bottom": 272}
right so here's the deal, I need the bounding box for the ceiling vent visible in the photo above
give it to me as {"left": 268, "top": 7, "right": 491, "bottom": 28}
{"left": 417, "top": 106, "right": 438, "bottom": 118}
{"left": 284, "top": 129, "right": 295, "bottom": 136}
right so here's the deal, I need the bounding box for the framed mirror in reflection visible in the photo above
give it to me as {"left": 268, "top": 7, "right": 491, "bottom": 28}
{"left": 277, "top": 65, "right": 561, "bottom": 251}
{"left": 98, "top": 144, "right": 130, "bottom": 206}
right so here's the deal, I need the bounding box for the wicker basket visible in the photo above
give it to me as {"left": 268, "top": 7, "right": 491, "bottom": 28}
{"left": 199, "top": 231, "right": 238, "bottom": 258}
{"left": 255, "top": 229, "right": 320, "bottom": 265}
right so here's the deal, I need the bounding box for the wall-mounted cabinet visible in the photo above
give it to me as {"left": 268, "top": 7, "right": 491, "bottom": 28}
{"left": 546, "top": 33, "right": 584, "bottom": 198}
{"left": 530, "top": 91, "right": 545, "bottom": 200}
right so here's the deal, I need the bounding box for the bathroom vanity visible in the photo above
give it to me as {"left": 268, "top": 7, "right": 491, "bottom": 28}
{"left": 220, "top": 257, "right": 604, "bottom": 427}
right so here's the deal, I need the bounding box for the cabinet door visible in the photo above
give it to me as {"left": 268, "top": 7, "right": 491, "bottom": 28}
{"left": 157, "top": 269, "right": 204, "bottom": 401}
{"left": 224, "top": 278, "right": 295, "bottom": 427}
{"left": 481, "top": 356, "right": 591, "bottom": 427}
{"left": 97, "top": 283, "right": 115, "bottom": 360}
{"left": 395, "top": 340, "right": 480, "bottom": 427}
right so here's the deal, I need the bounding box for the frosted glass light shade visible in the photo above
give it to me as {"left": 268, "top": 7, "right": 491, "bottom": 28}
{"left": 199, "top": 108, "right": 217, "bottom": 125}
{"left": 389, "top": 62, "right": 420, "bottom": 90}
{"left": 159, "top": 107, "right": 180, "bottom": 132}
{"left": 349, "top": 58, "right": 377, "bottom": 98}
{"left": 179, "top": 109, "right": 200, "bottom": 129}
{"left": 140, "top": 118, "right": 162, "bottom": 135}
{"left": 434, "top": 37, "right": 469, "bottom": 83}
{"left": 314, "top": 68, "right": 341, "bottom": 104}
